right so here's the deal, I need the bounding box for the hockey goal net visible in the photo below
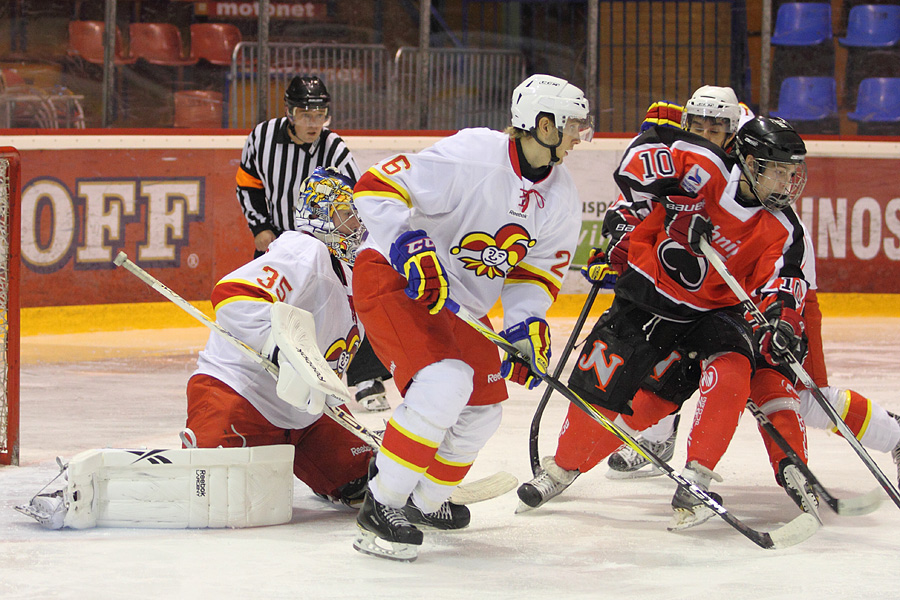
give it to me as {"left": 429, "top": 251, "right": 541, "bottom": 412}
{"left": 0, "top": 147, "right": 20, "bottom": 466}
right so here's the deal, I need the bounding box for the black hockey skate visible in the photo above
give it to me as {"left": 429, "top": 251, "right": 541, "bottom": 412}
{"left": 779, "top": 459, "right": 822, "bottom": 524}
{"left": 607, "top": 414, "right": 680, "bottom": 479}
{"left": 403, "top": 499, "right": 470, "bottom": 530}
{"left": 516, "top": 456, "right": 579, "bottom": 513}
{"left": 668, "top": 461, "right": 723, "bottom": 531}
{"left": 354, "top": 491, "right": 423, "bottom": 562}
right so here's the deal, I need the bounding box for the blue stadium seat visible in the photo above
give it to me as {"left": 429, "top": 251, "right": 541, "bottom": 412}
{"left": 771, "top": 76, "right": 838, "bottom": 121}
{"left": 771, "top": 3, "right": 832, "bottom": 46}
{"left": 839, "top": 5, "right": 900, "bottom": 48}
{"left": 848, "top": 77, "right": 900, "bottom": 122}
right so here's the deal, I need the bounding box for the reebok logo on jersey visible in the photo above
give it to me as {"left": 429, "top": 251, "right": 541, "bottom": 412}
{"left": 681, "top": 164, "right": 711, "bottom": 195}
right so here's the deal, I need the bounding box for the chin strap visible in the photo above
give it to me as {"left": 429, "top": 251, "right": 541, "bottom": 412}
{"left": 530, "top": 121, "right": 564, "bottom": 165}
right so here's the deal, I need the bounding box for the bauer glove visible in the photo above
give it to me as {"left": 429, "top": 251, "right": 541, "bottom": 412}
{"left": 756, "top": 300, "right": 806, "bottom": 366}
{"left": 389, "top": 229, "right": 450, "bottom": 315}
{"left": 581, "top": 248, "right": 618, "bottom": 289}
{"left": 499, "top": 317, "right": 551, "bottom": 390}
{"left": 663, "top": 195, "right": 713, "bottom": 256}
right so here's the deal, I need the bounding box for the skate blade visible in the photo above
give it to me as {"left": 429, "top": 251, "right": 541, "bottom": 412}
{"left": 14, "top": 503, "right": 63, "bottom": 529}
{"left": 605, "top": 465, "right": 665, "bottom": 480}
{"left": 515, "top": 500, "right": 538, "bottom": 514}
{"left": 353, "top": 526, "right": 418, "bottom": 562}
{"left": 667, "top": 506, "right": 715, "bottom": 532}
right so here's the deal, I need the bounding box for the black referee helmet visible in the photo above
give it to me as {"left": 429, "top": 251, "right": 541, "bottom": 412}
{"left": 284, "top": 75, "right": 331, "bottom": 111}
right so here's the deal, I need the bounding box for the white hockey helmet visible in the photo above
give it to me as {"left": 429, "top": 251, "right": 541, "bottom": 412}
{"left": 510, "top": 74, "right": 593, "bottom": 141}
{"left": 681, "top": 85, "right": 741, "bottom": 134}
{"left": 295, "top": 167, "right": 364, "bottom": 264}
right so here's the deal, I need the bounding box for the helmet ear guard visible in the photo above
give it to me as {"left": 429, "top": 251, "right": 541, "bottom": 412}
{"left": 295, "top": 167, "right": 364, "bottom": 264}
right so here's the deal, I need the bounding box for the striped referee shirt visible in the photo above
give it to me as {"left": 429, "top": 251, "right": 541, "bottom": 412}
{"left": 236, "top": 117, "right": 361, "bottom": 236}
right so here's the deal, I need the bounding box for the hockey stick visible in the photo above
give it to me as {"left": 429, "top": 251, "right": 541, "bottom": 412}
{"left": 113, "top": 251, "right": 382, "bottom": 449}
{"left": 528, "top": 284, "right": 600, "bottom": 476}
{"left": 114, "top": 252, "right": 515, "bottom": 505}
{"left": 746, "top": 400, "right": 882, "bottom": 516}
{"left": 698, "top": 237, "right": 900, "bottom": 510}
{"left": 446, "top": 299, "right": 819, "bottom": 549}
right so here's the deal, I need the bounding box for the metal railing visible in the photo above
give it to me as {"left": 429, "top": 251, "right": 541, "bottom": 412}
{"left": 229, "top": 42, "right": 389, "bottom": 130}
{"left": 228, "top": 43, "right": 525, "bottom": 131}
{"left": 389, "top": 47, "right": 526, "bottom": 130}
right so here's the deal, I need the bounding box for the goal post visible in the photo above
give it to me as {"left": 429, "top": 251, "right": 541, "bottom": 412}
{"left": 0, "top": 147, "right": 20, "bottom": 466}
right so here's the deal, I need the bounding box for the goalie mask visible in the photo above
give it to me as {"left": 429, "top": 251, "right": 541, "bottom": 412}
{"left": 510, "top": 74, "right": 594, "bottom": 152}
{"left": 681, "top": 85, "right": 741, "bottom": 136}
{"left": 735, "top": 116, "right": 808, "bottom": 212}
{"left": 295, "top": 167, "right": 364, "bottom": 264}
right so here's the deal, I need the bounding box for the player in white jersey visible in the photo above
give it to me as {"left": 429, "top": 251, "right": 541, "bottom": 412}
{"left": 349, "top": 74, "right": 593, "bottom": 561}
{"left": 186, "top": 168, "right": 375, "bottom": 507}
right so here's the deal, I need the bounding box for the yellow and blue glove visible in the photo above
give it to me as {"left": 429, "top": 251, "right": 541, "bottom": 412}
{"left": 389, "top": 229, "right": 449, "bottom": 315}
{"left": 499, "top": 317, "right": 551, "bottom": 390}
{"left": 580, "top": 248, "right": 618, "bottom": 289}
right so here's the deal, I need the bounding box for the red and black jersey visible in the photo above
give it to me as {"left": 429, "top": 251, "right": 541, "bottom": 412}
{"left": 610, "top": 126, "right": 810, "bottom": 322}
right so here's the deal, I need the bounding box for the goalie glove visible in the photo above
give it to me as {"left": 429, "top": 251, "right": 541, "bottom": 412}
{"left": 756, "top": 300, "right": 806, "bottom": 366}
{"left": 499, "top": 317, "right": 551, "bottom": 390}
{"left": 274, "top": 350, "right": 329, "bottom": 414}
{"left": 389, "top": 229, "right": 450, "bottom": 315}
{"left": 663, "top": 195, "right": 713, "bottom": 257}
{"left": 580, "top": 248, "right": 618, "bottom": 289}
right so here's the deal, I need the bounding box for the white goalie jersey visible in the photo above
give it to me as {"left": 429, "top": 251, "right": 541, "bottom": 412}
{"left": 193, "top": 231, "right": 363, "bottom": 430}
{"left": 353, "top": 127, "right": 582, "bottom": 328}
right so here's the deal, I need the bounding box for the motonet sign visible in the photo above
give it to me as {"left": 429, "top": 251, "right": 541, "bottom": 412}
{"left": 195, "top": 2, "right": 327, "bottom": 19}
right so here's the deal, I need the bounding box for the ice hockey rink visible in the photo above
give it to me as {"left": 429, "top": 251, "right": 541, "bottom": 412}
{"left": 2, "top": 314, "right": 899, "bottom": 600}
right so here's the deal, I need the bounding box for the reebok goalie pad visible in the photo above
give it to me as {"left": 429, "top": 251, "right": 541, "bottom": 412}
{"left": 17, "top": 445, "right": 294, "bottom": 530}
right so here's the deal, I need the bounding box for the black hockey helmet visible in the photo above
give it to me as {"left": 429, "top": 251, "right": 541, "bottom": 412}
{"left": 284, "top": 75, "right": 330, "bottom": 111}
{"left": 734, "top": 116, "right": 808, "bottom": 211}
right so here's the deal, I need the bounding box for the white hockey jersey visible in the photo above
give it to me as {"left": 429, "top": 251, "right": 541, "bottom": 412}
{"left": 193, "top": 231, "right": 362, "bottom": 430}
{"left": 353, "top": 128, "right": 582, "bottom": 328}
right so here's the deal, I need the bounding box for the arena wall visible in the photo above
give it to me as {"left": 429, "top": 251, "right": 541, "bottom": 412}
{"left": 7, "top": 132, "right": 898, "bottom": 334}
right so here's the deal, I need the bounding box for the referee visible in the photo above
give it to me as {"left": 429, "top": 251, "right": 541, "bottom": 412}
{"left": 236, "top": 75, "right": 361, "bottom": 258}
{"left": 235, "top": 75, "right": 391, "bottom": 412}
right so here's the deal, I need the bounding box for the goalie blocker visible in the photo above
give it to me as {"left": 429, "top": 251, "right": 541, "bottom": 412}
{"left": 16, "top": 445, "right": 294, "bottom": 530}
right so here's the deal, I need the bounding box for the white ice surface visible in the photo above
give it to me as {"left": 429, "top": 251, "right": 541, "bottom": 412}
{"left": 2, "top": 317, "right": 899, "bottom": 599}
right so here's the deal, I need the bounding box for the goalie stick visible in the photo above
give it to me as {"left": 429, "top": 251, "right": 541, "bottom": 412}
{"left": 698, "top": 238, "right": 900, "bottom": 511}
{"left": 446, "top": 299, "right": 819, "bottom": 550}
{"left": 528, "top": 285, "right": 599, "bottom": 476}
{"left": 746, "top": 400, "right": 882, "bottom": 517}
{"left": 113, "top": 252, "right": 514, "bottom": 505}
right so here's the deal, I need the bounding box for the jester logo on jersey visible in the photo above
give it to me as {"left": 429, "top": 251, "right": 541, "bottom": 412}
{"left": 450, "top": 224, "right": 536, "bottom": 279}
{"left": 324, "top": 326, "right": 361, "bottom": 375}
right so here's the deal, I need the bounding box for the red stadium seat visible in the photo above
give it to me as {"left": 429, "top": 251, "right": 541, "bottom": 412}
{"left": 129, "top": 23, "right": 197, "bottom": 66}
{"left": 190, "top": 24, "right": 242, "bottom": 66}
{"left": 67, "top": 21, "right": 136, "bottom": 65}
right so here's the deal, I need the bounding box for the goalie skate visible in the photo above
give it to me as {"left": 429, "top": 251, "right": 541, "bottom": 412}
{"left": 14, "top": 490, "right": 67, "bottom": 530}
{"left": 354, "top": 491, "right": 423, "bottom": 562}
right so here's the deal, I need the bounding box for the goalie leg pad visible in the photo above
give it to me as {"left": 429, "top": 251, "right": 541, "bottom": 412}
{"left": 55, "top": 445, "right": 294, "bottom": 529}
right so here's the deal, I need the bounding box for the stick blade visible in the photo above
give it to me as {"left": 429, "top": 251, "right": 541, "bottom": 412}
{"left": 833, "top": 488, "right": 884, "bottom": 517}
{"left": 766, "top": 512, "right": 821, "bottom": 549}
{"left": 450, "top": 472, "right": 518, "bottom": 505}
